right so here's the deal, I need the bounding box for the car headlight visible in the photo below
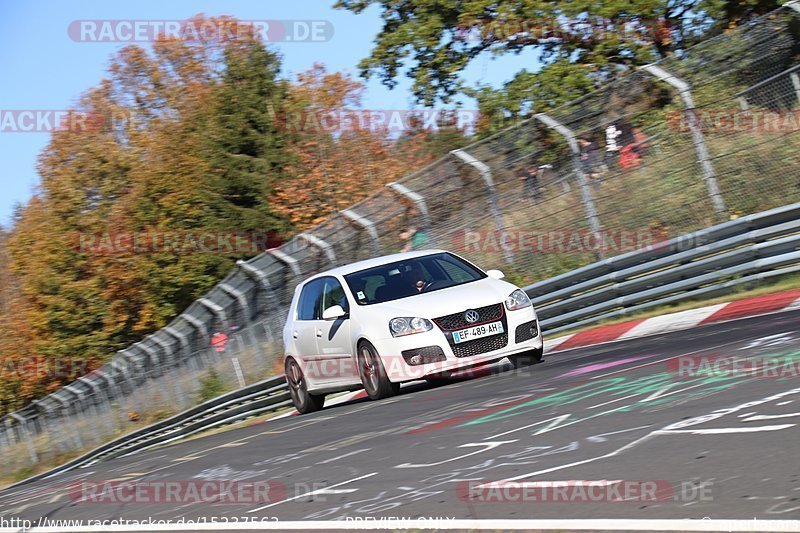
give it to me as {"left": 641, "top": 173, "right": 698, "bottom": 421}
{"left": 505, "top": 289, "right": 532, "bottom": 311}
{"left": 389, "top": 317, "right": 433, "bottom": 337}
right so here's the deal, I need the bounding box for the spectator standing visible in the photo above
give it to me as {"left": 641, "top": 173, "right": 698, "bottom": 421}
{"left": 619, "top": 125, "right": 650, "bottom": 169}
{"left": 211, "top": 330, "right": 228, "bottom": 353}
{"left": 400, "top": 226, "right": 429, "bottom": 252}
{"left": 578, "top": 137, "right": 602, "bottom": 182}
{"left": 519, "top": 165, "right": 542, "bottom": 202}
{"left": 605, "top": 122, "right": 622, "bottom": 169}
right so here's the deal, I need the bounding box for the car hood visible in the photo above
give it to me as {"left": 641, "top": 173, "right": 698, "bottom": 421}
{"left": 362, "top": 277, "right": 517, "bottom": 320}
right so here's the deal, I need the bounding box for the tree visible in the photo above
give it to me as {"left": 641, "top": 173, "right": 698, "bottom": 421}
{"left": 205, "top": 37, "right": 291, "bottom": 235}
{"left": 0, "top": 17, "right": 294, "bottom": 413}
{"left": 271, "top": 64, "right": 436, "bottom": 229}
{"left": 336, "top": 0, "right": 781, "bottom": 121}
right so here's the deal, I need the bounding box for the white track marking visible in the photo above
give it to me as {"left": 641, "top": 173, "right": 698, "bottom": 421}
{"left": 479, "top": 387, "right": 800, "bottom": 487}
{"left": 639, "top": 382, "right": 714, "bottom": 403}
{"left": 620, "top": 304, "right": 727, "bottom": 339}
{"left": 484, "top": 414, "right": 571, "bottom": 440}
{"left": 248, "top": 472, "right": 378, "bottom": 512}
{"left": 585, "top": 425, "right": 652, "bottom": 442}
{"left": 543, "top": 334, "right": 576, "bottom": 352}
{"left": 586, "top": 393, "right": 641, "bottom": 409}
{"left": 655, "top": 424, "right": 795, "bottom": 435}
{"left": 395, "top": 441, "right": 516, "bottom": 468}
{"left": 314, "top": 448, "right": 370, "bottom": 465}
{"left": 742, "top": 412, "right": 800, "bottom": 421}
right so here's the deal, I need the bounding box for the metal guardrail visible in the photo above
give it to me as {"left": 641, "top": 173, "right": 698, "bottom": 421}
{"left": 7, "top": 2, "right": 800, "bottom": 477}
{"left": 524, "top": 202, "right": 800, "bottom": 334}
{"left": 5, "top": 375, "right": 291, "bottom": 490}
{"left": 5, "top": 202, "right": 800, "bottom": 489}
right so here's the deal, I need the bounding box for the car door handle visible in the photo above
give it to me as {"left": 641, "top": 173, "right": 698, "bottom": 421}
{"left": 292, "top": 331, "right": 299, "bottom": 339}
{"left": 315, "top": 329, "right": 323, "bottom": 338}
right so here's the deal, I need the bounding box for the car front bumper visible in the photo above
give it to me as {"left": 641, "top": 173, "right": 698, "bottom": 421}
{"left": 371, "top": 305, "right": 543, "bottom": 382}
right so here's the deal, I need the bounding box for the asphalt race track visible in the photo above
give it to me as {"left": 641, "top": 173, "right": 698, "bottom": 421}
{"left": 1, "top": 310, "right": 800, "bottom": 529}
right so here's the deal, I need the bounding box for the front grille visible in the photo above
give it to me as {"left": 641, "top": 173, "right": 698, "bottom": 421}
{"left": 434, "top": 303, "right": 503, "bottom": 331}
{"left": 401, "top": 346, "right": 447, "bottom": 365}
{"left": 515, "top": 320, "right": 539, "bottom": 343}
{"left": 452, "top": 333, "right": 508, "bottom": 358}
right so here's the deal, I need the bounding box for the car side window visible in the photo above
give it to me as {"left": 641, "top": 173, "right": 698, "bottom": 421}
{"left": 321, "top": 277, "right": 349, "bottom": 315}
{"left": 297, "top": 278, "right": 325, "bottom": 320}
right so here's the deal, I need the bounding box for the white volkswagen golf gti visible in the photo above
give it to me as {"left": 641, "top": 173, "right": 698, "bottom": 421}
{"left": 283, "top": 250, "right": 543, "bottom": 413}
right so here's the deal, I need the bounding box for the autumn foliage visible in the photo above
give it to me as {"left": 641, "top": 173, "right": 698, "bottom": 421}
{"left": 0, "top": 17, "right": 446, "bottom": 414}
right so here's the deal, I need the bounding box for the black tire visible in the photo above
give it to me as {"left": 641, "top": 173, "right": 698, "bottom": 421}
{"left": 285, "top": 358, "right": 325, "bottom": 414}
{"left": 508, "top": 347, "right": 544, "bottom": 368}
{"left": 357, "top": 341, "right": 400, "bottom": 400}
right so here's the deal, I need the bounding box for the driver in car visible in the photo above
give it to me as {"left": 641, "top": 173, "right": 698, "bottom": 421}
{"left": 405, "top": 262, "right": 430, "bottom": 293}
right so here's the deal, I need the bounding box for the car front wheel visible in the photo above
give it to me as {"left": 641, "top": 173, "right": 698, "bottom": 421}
{"left": 508, "top": 347, "right": 544, "bottom": 367}
{"left": 357, "top": 341, "right": 400, "bottom": 400}
{"left": 285, "top": 357, "right": 325, "bottom": 414}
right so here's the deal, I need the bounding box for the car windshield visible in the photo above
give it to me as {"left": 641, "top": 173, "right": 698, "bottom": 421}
{"left": 344, "top": 252, "right": 487, "bottom": 305}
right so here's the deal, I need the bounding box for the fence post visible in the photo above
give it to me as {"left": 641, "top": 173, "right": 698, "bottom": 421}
{"left": 784, "top": 2, "right": 800, "bottom": 102}
{"left": 78, "top": 376, "right": 114, "bottom": 434}
{"left": 9, "top": 413, "right": 37, "bottom": 465}
{"left": 182, "top": 313, "right": 209, "bottom": 345}
{"left": 341, "top": 209, "right": 381, "bottom": 257}
{"left": 236, "top": 261, "right": 282, "bottom": 343}
{"left": 200, "top": 297, "right": 245, "bottom": 386}
{"left": 533, "top": 113, "right": 605, "bottom": 257}
{"left": 53, "top": 390, "right": 84, "bottom": 451}
{"left": 450, "top": 148, "right": 513, "bottom": 264}
{"left": 164, "top": 326, "right": 190, "bottom": 364}
{"left": 386, "top": 182, "right": 434, "bottom": 246}
{"left": 132, "top": 342, "right": 160, "bottom": 371}
{"left": 268, "top": 249, "right": 302, "bottom": 280}
{"left": 297, "top": 232, "right": 337, "bottom": 266}
{"left": 66, "top": 383, "right": 102, "bottom": 445}
{"left": 236, "top": 260, "right": 281, "bottom": 313}
{"left": 119, "top": 349, "right": 146, "bottom": 386}
{"left": 199, "top": 297, "right": 228, "bottom": 327}
{"left": 640, "top": 63, "right": 728, "bottom": 218}
{"left": 220, "top": 282, "right": 263, "bottom": 361}
{"left": 149, "top": 334, "right": 174, "bottom": 367}
{"left": 150, "top": 333, "right": 186, "bottom": 405}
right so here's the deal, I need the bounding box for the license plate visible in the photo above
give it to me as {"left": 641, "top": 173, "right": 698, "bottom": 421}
{"left": 453, "top": 321, "right": 504, "bottom": 344}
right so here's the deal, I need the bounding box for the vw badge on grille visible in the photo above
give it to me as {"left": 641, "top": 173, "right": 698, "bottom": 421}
{"left": 464, "top": 309, "right": 480, "bottom": 323}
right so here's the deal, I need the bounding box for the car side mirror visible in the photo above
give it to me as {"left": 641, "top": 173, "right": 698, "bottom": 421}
{"left": 486, "top": 269, "right": 505, "bottom": 280}
{"left": 322, "top": 305, "right": 347, "bottom": 320}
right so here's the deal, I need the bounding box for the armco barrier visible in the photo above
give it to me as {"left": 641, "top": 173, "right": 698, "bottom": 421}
{"left": 6, "top": 201, "right": 800, "bottom": 489}
{"left": 5, "top": 375, "right": 291, "bottom": 490}
{"left": 4, "top": 2, "right": 800, "bottom": 475}
{"left": 526, "top": 202, "right": 800, "bottom": 334}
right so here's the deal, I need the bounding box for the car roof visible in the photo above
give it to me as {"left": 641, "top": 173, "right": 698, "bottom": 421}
{"left": 307, "top": 249, "right": 450, "bottom": 280}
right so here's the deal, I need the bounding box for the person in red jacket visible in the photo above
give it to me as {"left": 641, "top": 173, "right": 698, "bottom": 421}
{"left": 211, "top": 330, "right": 228, "bottom": 353}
